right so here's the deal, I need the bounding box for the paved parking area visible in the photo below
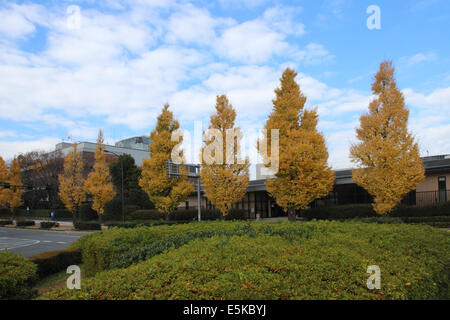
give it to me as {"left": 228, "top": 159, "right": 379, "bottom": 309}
{"left": 0, "top": 227, "right": 88, "bottom": 257}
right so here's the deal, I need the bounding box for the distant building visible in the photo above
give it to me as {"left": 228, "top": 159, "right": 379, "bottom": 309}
{"left": 55, "top": 136, "right": 151, "bottom": 166}
{"left": 182, "top": 154, "right": 450, "bottom": 218}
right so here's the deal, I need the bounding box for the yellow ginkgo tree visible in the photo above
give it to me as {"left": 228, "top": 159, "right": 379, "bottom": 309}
{"left": 0, "top": 156, "right": 9, "bottom": 210}
{"left": 139, "top": 104, "right": 193, "bottom": 219}
{"left": 85, "top": 130, "right": 116, "bottom": 222}
{"left": 259, "top": 68, "right": 334, "bottom": 222}
{"left": 200, "top": 95, "right": 250, "bottom": 217}
{"left": 350, "top": 61, "right": 425, "bottom": 215}
{"left": 58, "top": 143, "right": 86, "bottom": 222}
{"left": 7, "top": 158, "right": 24, "bottom": 217}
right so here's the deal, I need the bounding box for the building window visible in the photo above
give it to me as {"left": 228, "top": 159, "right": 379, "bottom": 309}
{"left": 438, "top": 176, "right": 447, "bottom": 202}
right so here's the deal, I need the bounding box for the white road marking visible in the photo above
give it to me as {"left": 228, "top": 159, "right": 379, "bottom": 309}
{"left": 43, "top": 240, "right": 52, "bottom": 243}
{"left": 56, "top": 241, "right": 67, "bottom": 244}
{"left": 0, "top": 237, "right": 41, "bottom": 250}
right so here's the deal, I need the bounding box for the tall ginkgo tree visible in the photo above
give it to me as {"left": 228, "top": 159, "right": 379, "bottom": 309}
{"left": 85, "top": 130, "right": 116, "bottom": 222}
{"left": 59, "top": 143, "right": 86, "bottom": 222}
{"left": 259, "top": 68, "right": 334, "bottom": 222}
{"left": 0, "top": 157, "right": 9, "bottom": 209}
{"left": 350, "top": 61, "right": 425, "bottom": 215}
{"left": 200, "top": 95, "right": 250, "bottom": 217}
{"left": 139, "top": 104, "right": 193, "bottom": 219}
{"left": 7, "top": 158, "right": 24, "bottom": 216}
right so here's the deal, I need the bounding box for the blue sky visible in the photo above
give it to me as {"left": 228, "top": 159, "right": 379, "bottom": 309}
{"left": 0, "top": 0, "right": 449, "bottom": 172}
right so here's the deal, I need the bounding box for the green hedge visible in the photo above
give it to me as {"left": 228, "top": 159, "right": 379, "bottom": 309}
{"left": 391, "top": 201, "right": 450, "bottom": 217}
{"left": 304, "top": 202, "right": 450, "bottom": 220}
{"left": 0, "top": 219, "right": 13, "bottom": 226}
{"left": 0, "top": 251, "right": 38, "bottom": 299}
{"left": 16, "top": 220, "right": 35, "bottom": 227}
{"left": 105, "top": 220, "right": 173, "bottom": 228}
{"left": 79, "top": 204, "right": 98, "bottom": 221}
{"left": 129, "top": 209, "right": 164, "bottom": 220}
{"left": 73, "top": 221, "right": 101, "bottom": 231}
{"left": 68, "top": 221, "right": 248, "bottom": 276}
{"left": 0, "top": 208, "right": 10, "bottom": 218}
{"left": 40, "top": 221, "right": 59, "bottom": 229}
{"left": 28, "top": 249, "right": 82, "bottom": 278}
{"left": 42, "top": 221, "right": 450, "bottom": 300}
{"left": 14, "top": 209, "right": 73, "bottom": 219}
{"left": 130, "top": 208, "right": 247, "bottom": 221}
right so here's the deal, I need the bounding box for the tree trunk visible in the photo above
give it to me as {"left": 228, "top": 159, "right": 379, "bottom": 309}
{"left": 288, "top": 207, "right": 296, "bottom": 222}
{"left": 98, "top": 214, "right": 102, "bottom": 224}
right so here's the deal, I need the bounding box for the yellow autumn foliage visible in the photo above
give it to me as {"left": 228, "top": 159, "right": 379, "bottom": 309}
{"left": 139, "top": 104, "right": 193, "bottom": 216}
{"left": 58, "top": 143, "right": 86, "bottom": 220}
{"left": 259, "top": 68, "right": 334, "bottom": 221}
{"left": 0, "top": 157, "right": 9, "bottom": 208}
{"left": 200, "top": 95, "right": 250, "bottom": 217}
{"left": 350, "top": 61, "right": 425, "bottom": 215}
{"left": 84, "top": 130, "right": 116, "bottom": 217}
{"left": 7, "top": 158, "right": 23, "bottom": 213}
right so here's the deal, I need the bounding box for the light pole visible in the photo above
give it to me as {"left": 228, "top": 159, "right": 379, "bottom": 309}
{"left": 105, "top": 150, "right": 125, "bottom": 224}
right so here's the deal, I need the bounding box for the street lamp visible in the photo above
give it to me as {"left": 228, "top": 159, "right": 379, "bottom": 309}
{"left": 105, "top": 150, "right": 125, "bottom": 224}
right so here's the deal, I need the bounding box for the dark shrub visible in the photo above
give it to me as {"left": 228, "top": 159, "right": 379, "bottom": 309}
{"left": 129, "top": 209, "right": 165, "bottom": 220}
{"left": 74, "top": 221, "right": 101, "bottom": 230}
{"left": 103, "top": 197, "right": 123, "bottom": 221}
{"left": 391, "top": 202, "right": 450, "bottom": 217}
{"left": 302, "top": 204, "right": 378, "bottom": 220}
{"left": 16, "top": 220, "right": 35, "bottom": 227}
{"left": 28, "top": 249, "right": 82, "bottom": 278}
{"left": 0, "top": 208, "right": 10, "bottom": 218}
{"left": 225, "top": 209, "right": 247, "bottom": 220}
{"left": 79, "top": 203, "right": 98, "bottom": 221}
{"left": 40, "top": 221, "right": 59, "bottom": 229}
{"left": 105, "top": 220, "right": 169, "bottom": 228}
{"left": 0, "top": 219, "right": 13, "bottom": 226}
{"left": 0, "top": 251, "right": 38, "bottom": 299}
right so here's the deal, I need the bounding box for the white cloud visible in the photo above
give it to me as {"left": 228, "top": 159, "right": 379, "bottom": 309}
{"left": 0, "top": 137, "right": 61, "bottom": 160}
{"left": 399, "top": 52, "right": 437, "bottom": 66}
{"left": 0, "top": 3, "right": 49, "bottom": 38}
{"left": 404, "top": 87, "right": 450, "bottom": 111}
{"left": 216, "top": 6, "right": 305, "bottom": 64}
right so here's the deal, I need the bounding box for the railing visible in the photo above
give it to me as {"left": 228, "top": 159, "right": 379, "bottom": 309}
{"left": 409, "top": 190, "right": 450, "bottom": 207}
{"left": 313, "top": 189, "right": 450, "bottom": 207}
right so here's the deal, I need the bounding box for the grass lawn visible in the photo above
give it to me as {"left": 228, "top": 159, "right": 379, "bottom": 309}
{"left": 39, "top": 220, "right": 450, "bottom": 300}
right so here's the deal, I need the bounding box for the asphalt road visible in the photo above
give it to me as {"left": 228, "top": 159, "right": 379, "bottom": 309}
{"left": 0, "top": 227, "right": 88, "bottom": 257}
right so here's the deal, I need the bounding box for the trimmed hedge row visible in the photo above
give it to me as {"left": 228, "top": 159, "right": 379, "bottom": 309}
{"left": 303, "top": 202, "right": 450, "bottom": 220}
{"left": 130, "top": 208, "right": 247, "bottom": 221}
{"left": 68, "top": 221, "right": 250, "bottom": 276}
{"left": 40, "top": 221, "right": 59, "bottom": 229}
{"left": 0, "top": 219, "right": 13, "bottom": 226}
{"left": 16, "top": 220, "right": 35, "bottom": 227}
{"left": 105, "top": 220, "right": 176, "bottom": 228}
{"left": 74, "top": 221, "right": 101, "bottom": 231}
{"left": 0, "top": 251, "right": 38, "bottom": 300}
{"left": 111, "top": 224, "right": 313, "bottom": 270}
{"left": 28, "top": 249, "right": 82, "bottom": 278}
{"left": 14, "top": 209, "right": 72, "bottom": 219}
{"left": 42, "top": 221, "right": 450, "bottom": 300}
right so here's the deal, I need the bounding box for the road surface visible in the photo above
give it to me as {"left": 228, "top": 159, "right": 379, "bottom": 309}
{"left": 0, "top": 227, "right": 88, "bottom": 257}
